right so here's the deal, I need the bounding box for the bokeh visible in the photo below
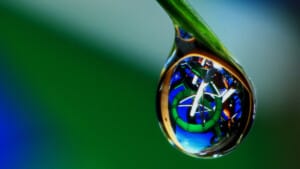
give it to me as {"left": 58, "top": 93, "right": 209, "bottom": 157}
{"left": 0, "top": 1, "right": 299, "bottom": 169}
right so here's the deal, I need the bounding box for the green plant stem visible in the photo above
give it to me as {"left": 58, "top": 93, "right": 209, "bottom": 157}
{"left": 157, "top": 0, "right": 236, "bottom": 65}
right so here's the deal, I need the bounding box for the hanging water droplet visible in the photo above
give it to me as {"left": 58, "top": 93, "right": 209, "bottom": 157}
{"left": 156, "top": 1, "right": 255, "bottom": 158}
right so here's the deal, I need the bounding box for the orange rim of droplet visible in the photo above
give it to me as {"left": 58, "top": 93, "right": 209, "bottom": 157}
{"left": 175, "top": 26, "right": 196, "bottom": 42}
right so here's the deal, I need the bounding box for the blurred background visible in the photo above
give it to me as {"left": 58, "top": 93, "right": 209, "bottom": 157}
{"left": 0, "top": 0, "right": 299, "bottom": 169}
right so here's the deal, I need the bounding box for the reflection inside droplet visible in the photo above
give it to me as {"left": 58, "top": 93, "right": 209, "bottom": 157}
{"left": 157, "top": 27, "right": 255, "bottom": 158}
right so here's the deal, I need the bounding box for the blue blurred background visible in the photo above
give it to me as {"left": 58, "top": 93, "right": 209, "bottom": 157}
{"left": 0, "top": 0, "right": 299, "bottom": 169}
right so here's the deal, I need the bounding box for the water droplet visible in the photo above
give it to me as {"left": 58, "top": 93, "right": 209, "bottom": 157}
{"left": 156, "top": 1, "right": 255, "bottom": 158}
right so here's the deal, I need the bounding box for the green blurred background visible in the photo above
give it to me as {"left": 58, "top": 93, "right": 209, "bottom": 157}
{"left": 0, "top": 0, "right": 299, "bottom": 169}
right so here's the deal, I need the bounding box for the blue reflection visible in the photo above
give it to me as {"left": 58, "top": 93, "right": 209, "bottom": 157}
{"left": 176, "top": 126, "right": 213, "bottom": 153}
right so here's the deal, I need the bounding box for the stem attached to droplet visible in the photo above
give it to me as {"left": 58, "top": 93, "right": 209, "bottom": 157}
{"left": 157, "top": 0, "right": 244, "bottom": 73}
